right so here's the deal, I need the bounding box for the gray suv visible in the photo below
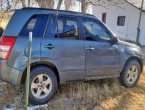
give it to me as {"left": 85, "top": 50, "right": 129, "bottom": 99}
{"left": 0, "top": 8, "right": 143, "bottom": 105}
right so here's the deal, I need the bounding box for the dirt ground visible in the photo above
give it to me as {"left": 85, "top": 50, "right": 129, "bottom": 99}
{"left": 0, "top": 66, "right": 145, "bottom": 110}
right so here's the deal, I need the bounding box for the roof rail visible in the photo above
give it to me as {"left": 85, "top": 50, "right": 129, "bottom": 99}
{"left": 22, "top": 7, "right": 55, "bottom": 11}
{"left": 21, "top": 7, "right": 95, "bottom": 17}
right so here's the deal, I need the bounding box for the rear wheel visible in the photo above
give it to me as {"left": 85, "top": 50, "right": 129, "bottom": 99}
{"left": 28, "top": 66, "right": 58, "bottom": 105}
{"left": 119, "top": 60, "right": 141, "bottom": 88}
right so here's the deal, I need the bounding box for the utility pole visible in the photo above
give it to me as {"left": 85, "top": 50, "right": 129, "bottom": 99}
{"left": 136, "top": 0, "right": 144, "bottom": 44}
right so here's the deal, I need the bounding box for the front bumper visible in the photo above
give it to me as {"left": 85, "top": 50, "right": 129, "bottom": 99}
{"left": 0, "top": 60, "right": 22, "bottom": 86}
{"left": 140, "top": 57, "right": 144, "bottom": 73}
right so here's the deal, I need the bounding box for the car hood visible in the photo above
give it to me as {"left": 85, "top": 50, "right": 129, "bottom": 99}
{"left": 118, "top": 39, "right": 140, "bottom": 49}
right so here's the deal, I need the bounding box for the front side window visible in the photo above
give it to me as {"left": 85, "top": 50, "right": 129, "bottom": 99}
{"left": 82, "top": 18, "right": 111, "bottom": 41}
{"left": 20, "top": 15, "right": 49, "bottom": 37}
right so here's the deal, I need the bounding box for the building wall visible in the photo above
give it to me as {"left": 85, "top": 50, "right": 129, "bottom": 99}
{"left": 92, "top": 2, "right": 145, "bottom": 45}
{"left": 140, "top": 12, "right": 145, "bottom": 45}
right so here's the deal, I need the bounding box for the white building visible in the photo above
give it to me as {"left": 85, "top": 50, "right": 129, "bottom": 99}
{"left": 92, "top": 0, "right": 145, "bottom": 45}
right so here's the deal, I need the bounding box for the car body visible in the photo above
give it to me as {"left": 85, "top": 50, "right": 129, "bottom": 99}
{"left": 0, "top": 27, "right": 3, "bottom": 36}
{"left": 0, "top": 8, "right": 143, "bottom": 104}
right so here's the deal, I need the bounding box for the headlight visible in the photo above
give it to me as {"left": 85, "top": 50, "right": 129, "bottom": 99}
{"left": 131, "top": 48, "right": 143, "bottom": 57}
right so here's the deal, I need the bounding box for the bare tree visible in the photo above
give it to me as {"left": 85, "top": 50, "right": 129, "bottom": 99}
{"left": 0, "top": 0, "right": 20, "bottom": 12}
{"left": 64, "top": 0, "right": 75, "bottom": 10}
{"left": 20, "top": 0, "right": 26, "bottom": 8}
{"left": 28, "top": 0, "right": 30, "bottom": 7}
{"left": 77, "top": 0, "right": 125, "bottom": 13}
{"left": 36, "top": 0, "right": 55, "bottom": 8}
{"left": 81, "top": 0, "right": 90, "bottom": 13}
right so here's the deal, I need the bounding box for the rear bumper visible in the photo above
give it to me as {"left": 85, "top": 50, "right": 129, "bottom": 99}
{"left": 0, "top": 60, "right": 22, "bottom": 86}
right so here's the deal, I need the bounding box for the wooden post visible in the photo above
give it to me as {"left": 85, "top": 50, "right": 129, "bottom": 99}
{"left": 25, "top": 32, "right": 32, "bottom": 110}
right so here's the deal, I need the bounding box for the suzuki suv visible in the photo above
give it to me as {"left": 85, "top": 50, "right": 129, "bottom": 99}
{"left": 0, "top": 8, "right": 143, "bottom": 105}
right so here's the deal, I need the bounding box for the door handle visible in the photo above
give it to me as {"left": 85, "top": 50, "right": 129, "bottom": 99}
{"left": 44, "top": 44, "right": 55, "bottom": 49}
{"left": 86, "top": 47, "right": 95, "bottom": 50}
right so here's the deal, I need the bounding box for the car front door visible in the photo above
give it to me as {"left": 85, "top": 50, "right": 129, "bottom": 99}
{"left": 81, "top": 17, "right": 121, "bottom": 78}
{"left": 41, "top": 15, "right": 85, "bottom": 82}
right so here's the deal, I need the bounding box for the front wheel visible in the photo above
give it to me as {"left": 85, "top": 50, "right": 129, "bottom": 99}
{"left": 119, "top": 60, "right": 141, "bottom": 88}
{"left": 27, "top": 66, "right": 58, "bottom": 105}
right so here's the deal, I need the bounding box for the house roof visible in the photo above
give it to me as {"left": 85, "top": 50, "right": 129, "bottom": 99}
{"left": 127, "top": 0, "right": 145, "bottom": 11}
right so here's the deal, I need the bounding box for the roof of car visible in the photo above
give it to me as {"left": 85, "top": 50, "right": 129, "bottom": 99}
{"left": 21, "top": 7, "right": 95, "bottom": 18}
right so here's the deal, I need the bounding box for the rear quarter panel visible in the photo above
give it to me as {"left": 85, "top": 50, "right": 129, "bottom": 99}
{"left": 8, "top": 37, "right": 41, "bottom": 71}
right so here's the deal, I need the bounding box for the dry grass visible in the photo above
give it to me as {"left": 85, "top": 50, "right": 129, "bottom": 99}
{"left": 0, "top": 11, "right": 12, "bottom": 29}
{"left": 0, "top": 20, "right": 8, "bottom": 29}
{"left": 1, "top": 67, "right": 145, "bottom": 110}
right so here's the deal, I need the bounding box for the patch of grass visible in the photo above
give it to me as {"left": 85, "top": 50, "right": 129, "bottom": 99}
{"left": 48, "top": 79, "right": 123, "bottom": 110}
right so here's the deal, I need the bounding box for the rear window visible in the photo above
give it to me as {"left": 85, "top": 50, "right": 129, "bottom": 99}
{"left": 20, "top": 15, "right": 49, "bottom": 37}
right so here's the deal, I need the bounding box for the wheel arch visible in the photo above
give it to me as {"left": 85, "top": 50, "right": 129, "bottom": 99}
{"left": 123, "top": 56, "right": 143, "bottom": 73}
{"left": 21, "top": 61, "right": 60, "bottom": 84}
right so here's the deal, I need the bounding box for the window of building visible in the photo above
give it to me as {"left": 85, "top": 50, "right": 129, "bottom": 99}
{"left": 102, "top": 13, "right": 106, "bottom": 23}
{"left": 117, "top": 16, "right": 125, "bottom": 26}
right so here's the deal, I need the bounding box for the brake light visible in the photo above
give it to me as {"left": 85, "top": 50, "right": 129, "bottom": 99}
{"left": 0, "top": 36, "right": 16, "bottom": 60}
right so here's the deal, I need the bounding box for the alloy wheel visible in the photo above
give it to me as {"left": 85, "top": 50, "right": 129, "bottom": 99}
{"left": 31, "top": 74, "right": 52, "bottom": 99}
{"left": 126, "top": 65, "right": 138, "bottom": 84}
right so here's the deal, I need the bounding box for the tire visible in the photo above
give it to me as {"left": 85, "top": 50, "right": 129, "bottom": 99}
{"left": 27, "top": 66, "right": 58, "bottom": 105}
{"left": 119, "top": 60, "right": 141, "bottom": 88}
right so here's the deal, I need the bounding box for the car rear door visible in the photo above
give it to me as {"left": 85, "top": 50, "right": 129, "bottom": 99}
{"left": 7, "top": 14, "right": 49, "bottom": 70}
{"left": 41, "top": 15, "right": 85, "bottom": 83}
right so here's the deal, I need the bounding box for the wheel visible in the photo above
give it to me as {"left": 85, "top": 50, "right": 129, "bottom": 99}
{"left": 119, "top": 60, "right": 141, "bottom": 88}
{"left": 27, "top": 66, "right": 58, "bottom": 105}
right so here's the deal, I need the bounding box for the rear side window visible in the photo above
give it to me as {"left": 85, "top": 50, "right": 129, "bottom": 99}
{"left": 20, "top": 15, "right": 49, "bottom": 37}
{"left": 45, "top": 15, "right": 79, "bottom": 39}
{"left": 58, "top": 16, "right": 79, "bottom": 39}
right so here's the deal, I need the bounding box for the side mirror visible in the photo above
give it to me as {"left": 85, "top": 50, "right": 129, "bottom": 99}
{"left": 0, "top": 27, "right": 4, "bottom": 36}
{"left": 112, "top": 37, "right": 118, "bottom": 44}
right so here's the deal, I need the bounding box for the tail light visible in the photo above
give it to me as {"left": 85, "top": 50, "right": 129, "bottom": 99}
{"left": 0, "top": 36, "right": 16, "bottom": 60}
